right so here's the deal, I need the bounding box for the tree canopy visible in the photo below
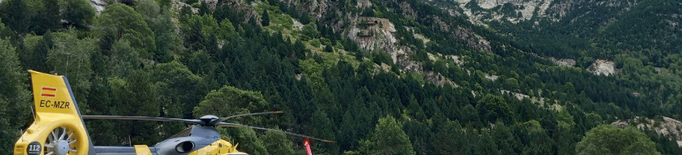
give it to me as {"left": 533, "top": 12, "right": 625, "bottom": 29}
{"left": 576, "top": 125, "right": 661, "bottom": 155}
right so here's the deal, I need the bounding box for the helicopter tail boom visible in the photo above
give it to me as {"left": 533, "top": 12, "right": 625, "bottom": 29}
{"left": 14, "top": 70, "right": 95, "bottom": 155}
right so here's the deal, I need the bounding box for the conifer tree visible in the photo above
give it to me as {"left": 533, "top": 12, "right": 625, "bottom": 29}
{"left": 261, "top": 9, "right": 270, "bottom": 26}
{"left": 29, "top": 31, "right": 54, "bottom": 72}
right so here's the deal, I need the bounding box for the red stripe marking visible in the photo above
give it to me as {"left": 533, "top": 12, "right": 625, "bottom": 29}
{"left": 42, "top": 87, "right": 56, "bottom": 91}
{"left": 41, "top": 94, "right": 55, "bottom": 97}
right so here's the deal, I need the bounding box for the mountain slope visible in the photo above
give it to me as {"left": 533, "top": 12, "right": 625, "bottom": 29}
{"left": 1, "top": 0, "right": 682, "bottom": 154}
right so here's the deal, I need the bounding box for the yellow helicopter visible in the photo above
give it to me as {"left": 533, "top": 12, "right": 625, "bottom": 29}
{"left": 14, "top": 70, "right": 332, "bottom": 155}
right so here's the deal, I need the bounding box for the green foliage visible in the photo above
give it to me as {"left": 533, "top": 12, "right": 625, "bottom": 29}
{"left": 0, "top": 38, "right": 31, "bottom": 153}
{"left": 29, "top": 0, "right": 60, "bottom": 34}
{"left": 432, "top": 120, "right": 465, "bottom": 154}
{"left": 371, "top": 51, "right": 393, "bottom": 65}
{"left": 324, "top": 44, "right": 333, "bottom": 53}
{"left": 48, "top": 29, "right": 95, "bottom": 111}
{"left": 307, "top": 110, "right": 339, "bottom": 154}
{"left": 406, "top": 95, "right": 426, "bottom": 120}
{"left": 1, "top": 0, "right": 681, "bottom": 154}
{"left": 362, "top": 7, "right": 375, "bottom": 17}
{"left": 220, "top": 19, "right": 236, "bottom": 35}
{"left": 477, "top": 94, "right": 513, "bottom": 124}
{"left": 96, "top": 3, "right": 156, "bottom": 58}
{"left": 0, "top": 18, "right": 11, "bottom": 38}
{"left": 365, "top": 115, "right": 416, "bottom": 155}
{"left": 302, "top": 22, "right": 320, "bottom": 40}
{"left": 576, "top": 125, "right": 661, "bottom": 155}
{"left": 224, "top": 127, "right": 268, "bottom": 155}
{"left": 135, "top": 0, "right": 177, "bottom": 62}
{"left": 62, "top": 0, "right": 95, "bottom": 28}
{"left": 194, "top": 86, "right": 269, "bottom": 119}
{"left": 27, "top": 31, "right": 53, "bottom": 72}
{"left": 261, "top": 9, "right": 270, "bottom": 26}
{"left": 108, "top": 70, "right": 161, "bottom": 144}
{"left": 259, "top": 128, "right": 295, "bottom": 155}
{"left": 151, "top": 61, "right": 203, "bottom": 118}
{"left": 181, "top": 14, "right": 221, "bottom": 53}
{"left": 108, "top": 40, "right": 140, "bottom": 78}
{"left": 0, "top": 0, "right": 29, "bottom": 33}
{"left": 198, "top": 1, "right": 210, "bottom": 15}
{"left": 308, "top": 39, "right": 321, "bottom": 48}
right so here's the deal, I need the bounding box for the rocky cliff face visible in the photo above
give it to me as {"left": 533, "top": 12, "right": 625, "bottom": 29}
{"left": 432, "top": 0, "right": 639, "bottom": 25}
{"left": 281, "top": 0, "right": 330, "bottom": 20}
{"left": 587, "top": 59, "right": 617, "bottom": 76}
{"left": 612, "top": 116, "right": 682, "bottom": 146}
{"left": 276, "top": 0, "right": 484, "bottom": 86}
{"left": 456, "top": 0, "right": 554, "bottom": 23}
{"left": 89, "top": 0, "right": 107, "bottom": 14}
{"left": 346, "top": 15, "right": 456, "bottom": 86}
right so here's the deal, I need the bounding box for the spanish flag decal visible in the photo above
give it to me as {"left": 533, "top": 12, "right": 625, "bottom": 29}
{"left": 41, "top": 87, "right": 57, "bottom": 97}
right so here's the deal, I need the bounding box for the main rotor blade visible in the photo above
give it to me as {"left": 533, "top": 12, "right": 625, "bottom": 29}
{"left": 219, "top": 111, "right": 283, "bottom": 121}
{"left": 82, "top": 115, "right": 202, "bottom": 124}
{"left": 217, "top": 122, "right": 334, "bottom": 143}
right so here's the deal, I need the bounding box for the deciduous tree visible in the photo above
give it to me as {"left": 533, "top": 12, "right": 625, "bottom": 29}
{"left": 259, "top": 128, "right": 294, "bottom": 155}
{"left": 48, "top": 29, "right": 94, "bottom": 111}
{"left": 62, "top": 0, "right": 95, "bottom": 28}
{"left": 576, "top": 125, "right": 660, "bottom": 155}
{"left": 367, "top": 115, "right": 416, "bottom": 155}
{"left": 96, "top": 4, "right": 156, "bottom": 58}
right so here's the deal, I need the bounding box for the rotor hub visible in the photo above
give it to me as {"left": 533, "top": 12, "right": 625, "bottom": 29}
{"left": 199, "top": 115, "right": 219, "bottom": 126}
{"left": 45, "top": 127, "right": 77, "bottom": 155}
{"left": 55, "top": 140, "right": 70, "bottom": 155}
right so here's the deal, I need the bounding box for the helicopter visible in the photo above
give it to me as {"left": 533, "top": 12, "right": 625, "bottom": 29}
{"left": 14, "top": 70, "right": 332, "bottom": 155}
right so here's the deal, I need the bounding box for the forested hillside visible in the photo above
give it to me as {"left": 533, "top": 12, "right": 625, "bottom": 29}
{"left": 1, "top": 0, "right": 681, "bottom": 154}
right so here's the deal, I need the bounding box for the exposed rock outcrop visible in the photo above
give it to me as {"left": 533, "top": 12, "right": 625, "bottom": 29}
{"left": 442, "top": 0, "right": 640, "bottom": 25}
{"left": 549, "top": 57, "right": 576, "bottom": 67}
{"left": 587, "top": 59, "right": 616, "bottom": 76}
{"left": 357, "top": 0, "right": 372, "bottom": 9}
{"left": 612, "top": 116, "right": 682, "bottom": 146}
{"left": 452, "top": 0, "right": 553, "bottom": 24}
{"left": 346, "top": 16, "right": 458, "bottom": 87}
{"left": 89, "top": 0, "right": 107, "bottom": 14}
{"left": 281, "top": 0, "right": 329, "bottom": 20}
{"left": 224, "top": 0, "right": 260, "bottom": 24}
{"left": 172, "top": 0, "right": 198, "bottom": 14}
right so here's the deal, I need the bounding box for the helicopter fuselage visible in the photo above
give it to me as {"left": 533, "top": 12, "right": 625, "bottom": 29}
{"left": 92, "top": 125, "right": 244, "bottom": 155}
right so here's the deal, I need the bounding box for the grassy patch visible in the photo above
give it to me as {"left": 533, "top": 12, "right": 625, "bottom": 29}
{"left": 255, "top": 3, "right": 295, "bottom": 39}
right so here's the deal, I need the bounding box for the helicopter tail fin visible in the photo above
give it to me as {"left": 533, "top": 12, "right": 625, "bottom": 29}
{"left": 14, "top": 70, "right": 95, "bottom": 155}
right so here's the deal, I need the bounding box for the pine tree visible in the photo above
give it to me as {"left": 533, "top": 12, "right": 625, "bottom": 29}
{"left": 433, "top": 120, "right": 465, "bottom": 154}
{"left": 324, "top": 44, "right": 334, "bottom": 53}
{"left": 199, "top": 1, "right": 210, "bottom": 16}
{"left": 30, "top": 31, "right": 54, "bottom": 72}
{"left": 261, "top": 9, "right": 270, "bottom": 26}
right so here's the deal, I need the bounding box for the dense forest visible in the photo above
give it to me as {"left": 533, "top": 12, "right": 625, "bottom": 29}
{"left": 1, "top": 0, "right": 681, "bottom": 154}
